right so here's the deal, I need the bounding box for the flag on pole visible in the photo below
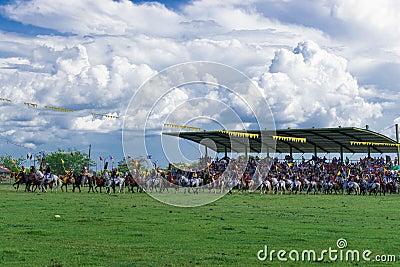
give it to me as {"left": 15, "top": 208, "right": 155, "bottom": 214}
{"left": 100, "top": 156, "right": 103, "bottom": 161}
{"left": 11, "top": 159, "right": 15, "bottom": 164}
{"left": 61, "top": 159, "right": 64, "bottom": 165}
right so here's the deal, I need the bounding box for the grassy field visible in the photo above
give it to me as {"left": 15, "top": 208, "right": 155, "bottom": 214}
{"left": 0, "top": 184, "right": 399, "bottom": 267}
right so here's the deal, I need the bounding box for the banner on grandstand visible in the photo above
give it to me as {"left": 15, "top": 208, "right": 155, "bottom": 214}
{"left": 272, "top": 135, "right": 306, "bottom": 143}
{"left": 350, "top": 141, "right": 400, "bottom": 147}
{"left": 163, "top": 123, "right": 201, "bottom": 131}
{"left": 218, "top": 130, "right": 259, "bottom": 139}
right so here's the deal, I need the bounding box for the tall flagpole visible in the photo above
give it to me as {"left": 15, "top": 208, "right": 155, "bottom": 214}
{"left": 88, "top": 144, "right": 91, "bottom": 171}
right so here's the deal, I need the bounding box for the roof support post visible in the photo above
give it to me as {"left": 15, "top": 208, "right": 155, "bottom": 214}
{"left": 314, "top": 144, "right": 317, "bottom": 159}
{"left": 245, "top": 145, "right": 248, "bottom": 160}
{"left": 289, "top": 145, "right": 293, "bottom": 159}
{"left": 367, "top": 146, "right": 371, "bottom": 158}
{"left": 205, "top": 145, "right": 208, "bottom": 164}
{"left": 340, "top": 146, "right": 343, "bottom": 162}
{"left": 224, "top": 146, "right": 228, "bottom": 159}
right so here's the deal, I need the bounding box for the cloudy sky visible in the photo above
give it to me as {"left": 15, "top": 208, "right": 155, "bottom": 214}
{"left": 0, "top": 0, "right": 399, "bottom": 167}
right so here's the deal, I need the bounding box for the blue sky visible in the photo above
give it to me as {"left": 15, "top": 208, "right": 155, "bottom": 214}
{"left": 0, "top": 0, "right": 399, "bottom": 168}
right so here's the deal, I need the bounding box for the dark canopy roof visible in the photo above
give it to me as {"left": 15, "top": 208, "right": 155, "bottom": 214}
{"left": 163, "top": 127, "right": 399, "bottom": 154}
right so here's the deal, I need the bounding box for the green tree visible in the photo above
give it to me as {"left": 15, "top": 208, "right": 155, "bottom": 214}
{"left": 42, "top": 149, "right": 95, "bottom": 175}
{"left": 0, "top": 154, "right": 24, "bottom": 172}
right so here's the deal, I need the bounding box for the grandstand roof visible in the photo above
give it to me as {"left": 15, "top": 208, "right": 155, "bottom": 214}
{"left": 163, "top": 127, "right": 399, "bottom": 154}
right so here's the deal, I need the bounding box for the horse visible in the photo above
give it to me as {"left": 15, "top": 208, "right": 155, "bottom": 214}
{"left": 178, "top": 175, "right": 193, "bottom": 193}
{"left": 278, "top": 178, "right": 288, "bottom": 194}
{"left": 270, "top": 177, "right": 280, "bottom": 194}
{"left": 47, "top": 174, "right": 61, "bottom": 192}
{"left": 367, "top": 181, "right": 380, "bottom": 196}
{"left": 260, "top": 178, "right": 271, "bottom": 194}
{"left": 85, "top": 173, "right": 96, "bottom": 193}
{"left": 105, "top": 172, "right": 125, "bottom": 194}
{"left": 189, "top": 177, "right": 203, "bottom": 194}
{"left": 332, "top": 178, "right": 344, "bottom": 194}
{"left": 344, "top": 181, "right": 360, "bottom": 195}
{"left": 322, "top": 181, "right": 334, "bottom": 195}
{"left": 145, "top": 175, "right": 162, "bottom": 193}
{"left": 13, "top": 171, "right": 28, "bottom": 191}
{"left": 309, "top": 180, "right": 322, "bottom": 194}
{"left": 302, "top": 178, "right": 311, "bottom": 194}
{"left": 33, "top": 170, "right": 61, "bottom": 192}
{"left": 124, "top": 173, "right": 142, "bottom": 193}
{"left": 239, "top": 175, "right": 255, "bottom": 194}
{"left": 291, "top": 179, "right": 302, "bottom": 194}
{"left": 60, "top": 173, "right": 76, "bottom": 192}
{"left": 93, "top": 175, "right": 106, "bottom": 193}
{"left": 72, "top": 173, "right": 83, "bottom": 193}
{"left": 34, "top": 170, "right": 47, "bottom": 192}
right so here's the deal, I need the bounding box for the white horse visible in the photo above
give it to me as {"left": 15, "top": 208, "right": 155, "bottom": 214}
{"left": 270, "top": 177, "right": 279, "bottom": 194}
{"left": 278, "top": 179, "right": 287, "bottom": 194}
{"left": 35, "top": 170, "right": 60, "bottom": 192}
{"left": 111, "top": 175, "right": 125, "bottom": 193}
{"left": 146, "top": 175, "right": 162, "bottom": 192}
{"left": 189, "top": 177, "right": 203, "bottom": 194}
{"left": 292, "top": 179, "right": 302, "bottom": 194}
{"left": 104, "top": 171, "right": 124, "bottom": 194}
{"left": 344, "top": 181, "right": 360, "bottom": 195}
{"left": 260, "top": 179, "right": 271, "bottom": 194}
{"left": 367, "top": 182, "right": 380, "bottom": 195}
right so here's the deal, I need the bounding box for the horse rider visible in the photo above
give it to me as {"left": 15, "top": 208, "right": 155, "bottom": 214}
{"left": 81, "top": 164, "right": 88, "bottom": 175}
{"left": 111, "top": 168, "right": 120, "bottom": 183}
{"left": 44, "top": 163, "right": 51, "bottom": 182}
{"left": 16, "top": 166, "right": 26, "bottom": 183}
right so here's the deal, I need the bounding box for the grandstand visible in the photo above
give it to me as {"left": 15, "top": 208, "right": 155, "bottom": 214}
{"left": 163, "top": 125, "right": 400, "bottom": 162}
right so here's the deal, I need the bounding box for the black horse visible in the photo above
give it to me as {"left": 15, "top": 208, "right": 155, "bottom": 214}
{"left": 13, "top": 171, "right": 29, "bottom": 191}
{"left": 72, "top": 174, "right": 82, "bottom": 193}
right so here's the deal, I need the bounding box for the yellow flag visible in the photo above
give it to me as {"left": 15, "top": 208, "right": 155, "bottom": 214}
{"left": 288, "top": 163, "right": 293, "bottom": 167}
{"left": 337, "top": 170, "right": 341, "bottom": 176}
{"left": 11, "top": 159, "right": 15, "bottom": 164}
{"left": 61, "top": 159, "right": 64, "bottom": 165}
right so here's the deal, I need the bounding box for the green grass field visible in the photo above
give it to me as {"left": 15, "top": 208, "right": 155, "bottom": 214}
{"left": 0, "top": 184, "right": 399, "bottom": 266}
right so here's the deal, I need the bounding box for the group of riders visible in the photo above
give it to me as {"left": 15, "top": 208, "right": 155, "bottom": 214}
{"left": 11, "top": 155, "right": 400, "bottom": 196}
{"left": 12, "top": 162, "right": 127, "bottom": 193}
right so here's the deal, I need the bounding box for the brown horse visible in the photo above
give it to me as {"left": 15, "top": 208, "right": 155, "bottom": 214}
{"left": 124, "top": 174, "right": 142, "bottom": 193}
{"left": 60, "top": 173, "right": 75, "bottom": 192}
{"left": 93, "top": 175, "right": 106, "bottom": 193}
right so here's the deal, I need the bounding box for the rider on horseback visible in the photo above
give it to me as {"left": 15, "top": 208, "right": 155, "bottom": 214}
{"left": 17, "top": 166, "right": 26, "bottom": 182}
{"left": 44, "top": 163, "right": 51, "bottom": 183}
